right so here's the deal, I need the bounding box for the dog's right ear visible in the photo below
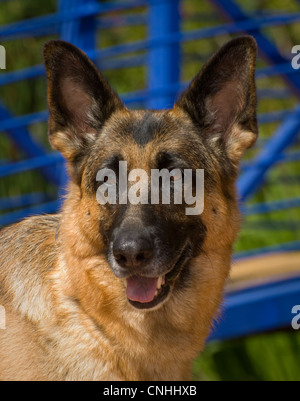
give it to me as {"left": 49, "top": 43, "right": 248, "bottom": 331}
{"left": 43, "top": 40, "right": 124, "bottom": 179}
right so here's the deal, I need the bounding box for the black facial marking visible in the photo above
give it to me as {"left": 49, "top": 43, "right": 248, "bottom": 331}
{"left": 132, "top": 112, "right": 160, "bottom": 145}
{"left": 101, "top": 154, "right": 121, "bottom": 172}
{"left": 92, "top": 154, "right": 120, "bottom": 193}
{"left": 156, "top": 151, "right": 190, "bottom": 171}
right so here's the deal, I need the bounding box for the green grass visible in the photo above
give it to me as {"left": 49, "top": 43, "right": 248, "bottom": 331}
{"left": 1, "top": 0, "right": 300, "bottom": 381}
{"left": 193, "top": 329, "right": 300, "bottom": 381}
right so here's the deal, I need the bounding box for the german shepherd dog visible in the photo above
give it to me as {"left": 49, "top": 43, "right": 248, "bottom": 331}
{"left": 0, "top": 36, "right": 258, "bottom": 381}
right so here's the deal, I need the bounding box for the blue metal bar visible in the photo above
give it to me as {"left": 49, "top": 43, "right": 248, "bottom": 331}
{"left": 0, "top": 153, "right": 63, "bottom": 178}
{"left": 238, "top": 106, "right": 300, "bottom": 201}
{"left": 257, "top": 109, "right": 296, "bottom": 124}
{"left": 243, "top": 197, "right": 300, "bottom": 215}
{"left": 256, "top": 62, "right": 300, "bottom": 78}
{"left": 212, "top": 0, "right": 300, "bottom": 98}
{"left": 0, "top": 110, "right": 48, "bottom": 131}
{"left": 0, "top": 1, "right": 147, "bottom": 40}
{"left": 0, "top": 103, "right": 61, "bottom": 186}
{"left": 59, "top": 0, "right": 97, "bottom": 51}
{"left": 0, "top": 200, "right": 61, "bottom": 227}
{"left": 209, "top": 275, "right": 300, "bottom": 341}
{"left": 0, "top": 65, "right": 45, "bottom": 87}
{"left": 0, "top": 12, "right": 149, "bottom": 41}
{"left": 2, "top": 12, "right": 147, "bottom": 37}
{"left": 147, "top": 0, "right": 180, "bottom": 109}
{"left": 241, "top": 150, "right": 300, "bottom": 171}
{"left": 0, "top": 193, "right": 51, "bottom": 211}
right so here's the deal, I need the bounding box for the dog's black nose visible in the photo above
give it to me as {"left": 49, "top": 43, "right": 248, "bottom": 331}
{"left": 113, "top": 232, "right": 153, "bottom": 270}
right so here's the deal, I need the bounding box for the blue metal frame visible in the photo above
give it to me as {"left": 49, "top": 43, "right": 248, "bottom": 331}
{"left": 211, "top": 0, "right": 300, "bottom": 97}
{"left": 0, "top": 0, "right": 299, "bottom": 343}
{"left": 209, "top": 276, "right": 300, "bottom": 341}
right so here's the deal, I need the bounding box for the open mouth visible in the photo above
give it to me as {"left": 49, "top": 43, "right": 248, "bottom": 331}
{"left": 125, "top": 245, "right": 190, "bottom": 310}
{"left": 126, "top": 274, "right": 170, "bottom": 310}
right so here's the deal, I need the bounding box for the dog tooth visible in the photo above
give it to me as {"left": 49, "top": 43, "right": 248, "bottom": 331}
{"left": 157, "top": 276, "right": 163, "bottom": 290}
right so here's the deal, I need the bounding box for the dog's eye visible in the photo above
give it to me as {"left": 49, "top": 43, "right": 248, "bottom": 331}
{"left": 103, "top": 171, "right": 116, "bottom": 187}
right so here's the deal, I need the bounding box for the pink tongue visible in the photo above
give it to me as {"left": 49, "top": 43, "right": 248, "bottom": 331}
{"left": 126, "top": 276, "right": 158, "bottom": 303}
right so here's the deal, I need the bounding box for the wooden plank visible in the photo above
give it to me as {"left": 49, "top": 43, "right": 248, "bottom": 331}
{"left": 228, "top": 252, "right": 300, "bottom": 290}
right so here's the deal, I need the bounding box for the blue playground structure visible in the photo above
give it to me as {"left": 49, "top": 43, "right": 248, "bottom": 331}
{"left": 0, "top": 0, "right": 300, "bottom": 341}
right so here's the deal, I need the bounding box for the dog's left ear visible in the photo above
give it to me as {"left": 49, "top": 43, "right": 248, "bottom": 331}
{"left": 43, "top": 40, "right": 124, "bottom": 177}
{"left": 175, "top": 36, "right": 258, "bottom": 165}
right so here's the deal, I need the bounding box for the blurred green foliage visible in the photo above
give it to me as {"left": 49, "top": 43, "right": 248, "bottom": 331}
{"left": 0, "top": 0, "right": 300, "bottom": 381}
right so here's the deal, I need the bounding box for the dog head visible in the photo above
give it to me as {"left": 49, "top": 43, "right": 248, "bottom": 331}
{"left": 44, "top": 37, "right": 257, "bottom": 310}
